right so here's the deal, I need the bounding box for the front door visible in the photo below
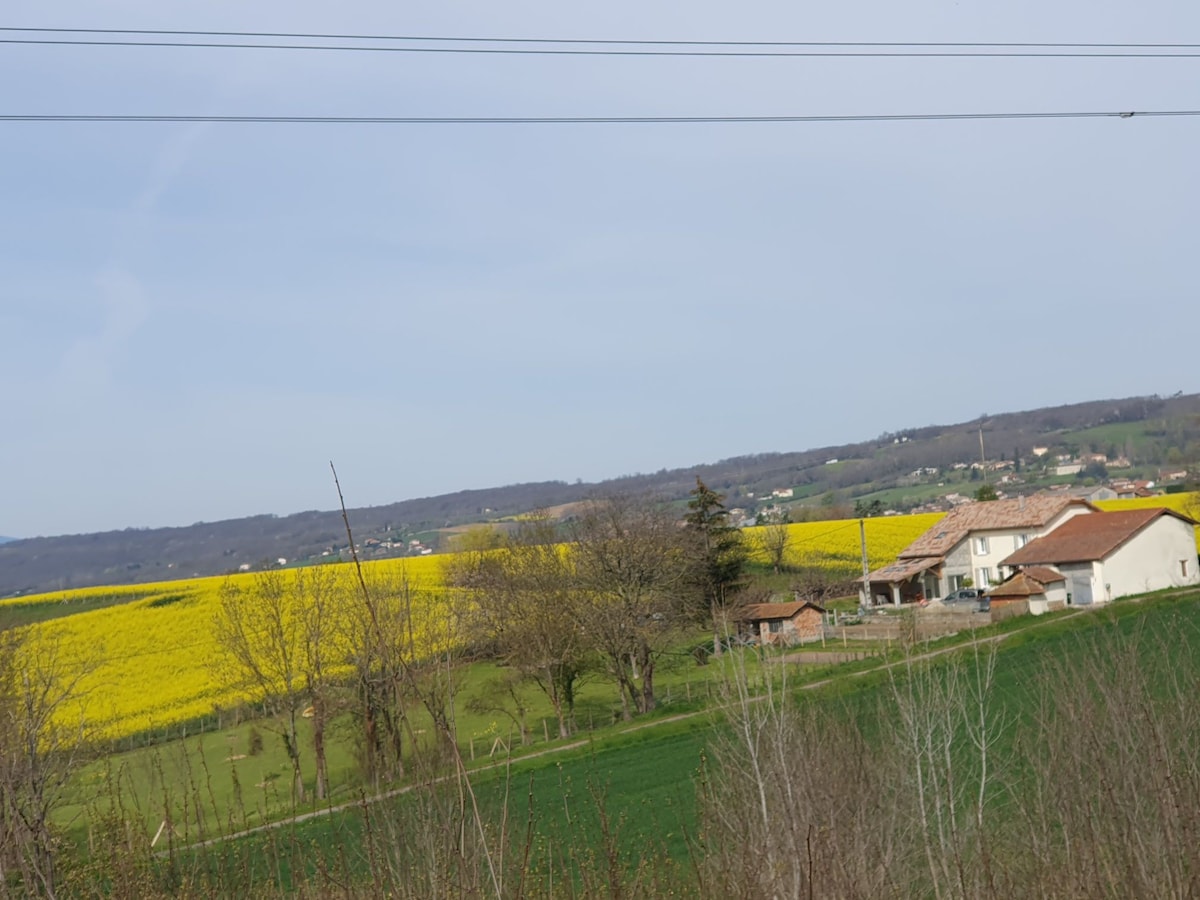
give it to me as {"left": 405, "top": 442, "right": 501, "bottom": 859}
{"left": 1072, "top": 576, "right": 1093, "bottom": 605}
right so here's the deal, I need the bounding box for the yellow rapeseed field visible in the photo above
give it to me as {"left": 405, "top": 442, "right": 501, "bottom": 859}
{"left": 745, "top": 513, "right": 944, "bottom": 575}
{"left": 3, "top": 556, "right": 448, "bottom": 741}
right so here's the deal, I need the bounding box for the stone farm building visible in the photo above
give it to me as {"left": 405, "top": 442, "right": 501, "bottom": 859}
{"left": 861, "top": 494, "right": 1097, "bottom": 607}
{"left": 738, "top": 599, "right": 825, "bottom": 645}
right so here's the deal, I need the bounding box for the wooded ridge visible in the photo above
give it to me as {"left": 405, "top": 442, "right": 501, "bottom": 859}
{"left": 4, "top": 391, "right": 1199, "bottom": 597}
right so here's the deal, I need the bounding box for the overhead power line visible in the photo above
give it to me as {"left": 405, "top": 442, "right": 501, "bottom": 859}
{"left": 3, "top": 28, "right": 1200, "bottom": 57}
{"left": 1, "top": 110, "right": 1194, "bottom": 125}
{"left": 4, "top": 27, "right": 1200, "bottom": 49}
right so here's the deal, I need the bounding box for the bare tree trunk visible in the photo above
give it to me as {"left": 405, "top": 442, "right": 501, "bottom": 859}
{"left": 312, "top": 696, "right": 328, "bottom": 802}
{"left": 639, "top": 646, "right": 657, "bottom": 713}
{"left": 284, "top": 709, "right": 306, "bottom": 804}
{"left": 544, "top": 668, "right": 570, "bottom": 739}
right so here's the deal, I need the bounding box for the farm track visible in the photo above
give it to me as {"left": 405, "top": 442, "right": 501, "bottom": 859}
{"left": 178, "top": 597, "right": 1142, "bottom": 852}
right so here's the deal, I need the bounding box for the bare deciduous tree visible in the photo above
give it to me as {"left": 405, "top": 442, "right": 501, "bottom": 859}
{"left": 756, "top": 511, "right": 792, "bottom": 576}
{"left": 214, "top": 572, "right": 307, "bottom": 803}
{"left": 0, "top": 629, "right": 98, "bottom": 898}
{"left": 570, "top": 494, "right": 688, "bottom": 719}
{"left": 446, "top": 515, "right": 589, "bottom": 739}
{"left": 293, "top": 565, "right": 345, "bottom": 801}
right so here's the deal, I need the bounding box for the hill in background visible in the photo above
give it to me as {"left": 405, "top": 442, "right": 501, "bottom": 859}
{"left": 3, "top": 391, "right": 1199, "bottom": 597}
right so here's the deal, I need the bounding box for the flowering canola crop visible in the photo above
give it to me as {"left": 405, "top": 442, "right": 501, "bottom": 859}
{"left": 3, "top": 556, "right": 448, "bottom": 741}
{"left": 745, "top": 514, "right": 944, "bottom": 576}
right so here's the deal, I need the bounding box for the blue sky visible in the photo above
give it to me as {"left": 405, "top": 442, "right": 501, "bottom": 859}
{"left": 3, "top": 0, "right": 1199, "bottom": 537}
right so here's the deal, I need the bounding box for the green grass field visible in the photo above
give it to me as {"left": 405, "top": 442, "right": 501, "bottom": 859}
{"left": 60, "top": 586, "right": 1197, "bottom": 893}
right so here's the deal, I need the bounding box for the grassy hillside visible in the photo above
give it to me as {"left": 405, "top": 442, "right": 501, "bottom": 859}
{"left": 58, "top": 587, "right": 1200, "bottom": 897}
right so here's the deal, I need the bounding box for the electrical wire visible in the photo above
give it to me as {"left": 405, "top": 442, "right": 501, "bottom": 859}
{"left": 3, "top": 28, "right": 1200, "bottom": 57}
{"left": 6, "top": 36, "right": 1200, "bottom": 58}
{"left": 0, "top": 110, "right": 1191, "bottom": 125}
{"left": 4, "top": 26, "right": 1200, "bottom": 49}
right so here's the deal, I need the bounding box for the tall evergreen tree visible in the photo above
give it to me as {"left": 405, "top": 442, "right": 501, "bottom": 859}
{"left": 683, "top": 478, "right": 747, "bottom": 656}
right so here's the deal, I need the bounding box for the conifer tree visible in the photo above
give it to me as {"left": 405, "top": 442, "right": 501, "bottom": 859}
{"left": 683, "top": 478, "right": 747, "bottom": 656}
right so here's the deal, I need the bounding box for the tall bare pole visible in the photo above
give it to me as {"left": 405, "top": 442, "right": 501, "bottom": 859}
{"left": 859, "top": 518, "right": 872, "bottom": 607}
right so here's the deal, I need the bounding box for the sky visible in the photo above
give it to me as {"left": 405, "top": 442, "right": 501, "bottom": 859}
{"left": 3, "top": 0, "right": 1200, "bottom": 538}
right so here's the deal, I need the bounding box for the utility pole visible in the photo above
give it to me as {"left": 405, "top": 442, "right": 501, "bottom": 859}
{"left": 859, "top": 518, "right": 872, "bottom": 608}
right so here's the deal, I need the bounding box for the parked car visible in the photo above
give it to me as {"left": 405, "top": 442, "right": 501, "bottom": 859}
{"left": 943, "top": 588, "right": 980, "bottom": 604}
{"left": 944, "top": 588, "right": 988, "bottom": 612}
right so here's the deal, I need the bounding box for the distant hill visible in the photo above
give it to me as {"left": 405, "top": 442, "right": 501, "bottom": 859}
{"left": 0, "top": 536, "right": 16, "bottom": 545}
{"left": 3, "top": 391, "right": 1199, "bottom": 598}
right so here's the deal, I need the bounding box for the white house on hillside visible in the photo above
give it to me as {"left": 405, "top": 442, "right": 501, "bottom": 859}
{"left": 1001, "top": 507, "right": 1200, "bottom": 604}
{"left": 861, "top": 494, "right": 1097, "bottom": 606}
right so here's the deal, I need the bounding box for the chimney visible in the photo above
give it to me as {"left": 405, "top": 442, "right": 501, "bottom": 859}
{"left": 1019, "top": 495, "right": 1025, "bottom": 511}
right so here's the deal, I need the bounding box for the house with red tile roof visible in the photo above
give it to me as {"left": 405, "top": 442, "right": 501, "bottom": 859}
{"left": 1000, "top": 507, "right": 1200, "bottom": 604}
{"left": 860, "top": 494, "right": 1096, "bottom": 607}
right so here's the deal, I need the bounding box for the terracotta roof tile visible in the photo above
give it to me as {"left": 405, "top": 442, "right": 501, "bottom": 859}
{"left": 899, "top": 495, "right": 1096, "bottom": 560}
{"left": 1021, "top": 565, "right": 1066, "bottom": 584}
{"left": 1001, "top": 508, "right": 1196, "bottom": 566}
{"left": 862, "top": 556, "right": 942, "bottom": 584}
{"left": 738, "top": 600, "right": 825, "bottom": 621}
{"left": 988, "top": 570, "right": 1052, "bottom": 598}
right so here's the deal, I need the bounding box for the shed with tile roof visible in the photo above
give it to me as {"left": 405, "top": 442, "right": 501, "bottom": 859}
{"left": 986, "top": 566, "right": 1068, "bottom": 616}
{"left": 737, "top": 599, "right": 826, "bottom": 646}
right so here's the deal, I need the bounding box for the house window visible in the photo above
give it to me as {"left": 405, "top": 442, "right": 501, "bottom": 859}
{"left": 975, "top": 537, "right": 989, "bottom": 555}
{"left": 1015, "top": 533, "right": 1031, "bottom": 550}
{"left": 768, "top": 620, "right": 782, "bottom": 634}
{"left": 1182, "top": 560, "right": 1190, "bottom": 578}
{"left": 976, "top": 567, "right": 992, "bottom": 587}
{"left": 949, "top": 574, "right": 966, "bottom": 592}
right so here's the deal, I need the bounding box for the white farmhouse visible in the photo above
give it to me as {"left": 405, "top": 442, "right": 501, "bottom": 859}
{"left": 861, "top": 494, "right": 1096, "bottom": 606}
{"left": 1000, "top": 507, "right": 1200, "bottom": 604}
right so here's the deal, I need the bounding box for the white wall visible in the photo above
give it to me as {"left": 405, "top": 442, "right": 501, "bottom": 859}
{"left": 1027, "top": 581, "right": 1069, "bottom": 615}
{"left": 968, "top": 506, "right": 1095, "bottom": 585}
{"left": 1044, "top": 582, "right": 1069, "bottom": 608}
{"left": 969, "top": 529, "right": 1030, "bottom": 585}
{"left": 1098, "top": 517, "right": 1200, "bottom": 600}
